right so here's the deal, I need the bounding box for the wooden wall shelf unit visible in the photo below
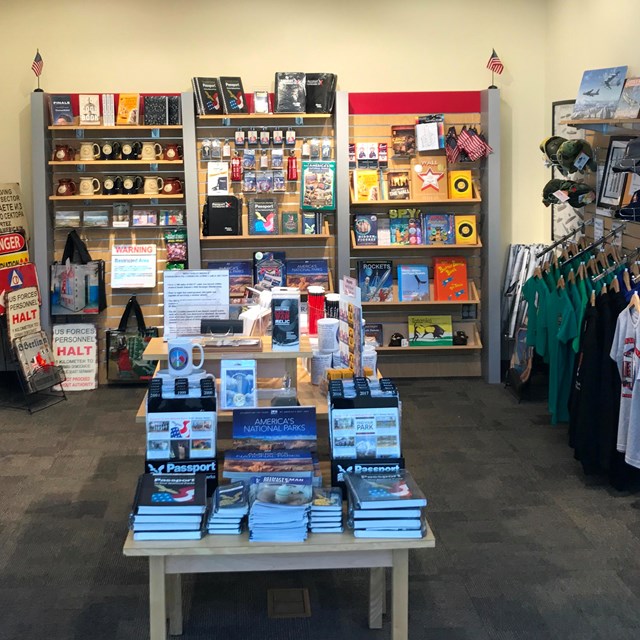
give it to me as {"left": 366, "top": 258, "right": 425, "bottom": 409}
{"left": 49, "top": 160, "right": 184, "bottom": 166}
{"left": 340, "top": 90, "right": 500, "bottom": 380}
{"left": 49, "top": 194, "right": 184, "bottom": 201}
{"left": 198, "top": 113, "right": 331, "bottom": 121}
{"left": 48, "top": 124, "right": 183, "bottom": 131}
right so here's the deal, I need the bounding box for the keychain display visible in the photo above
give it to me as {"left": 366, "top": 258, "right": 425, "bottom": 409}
{"left": 260, "top": 130, "right": 270, "bottom": 146}
{"left": 201, "top": 138, "right": 212, "bottom": 161}
{"left": 210, "top": 139, "right": 222, "bottom": 160}
{"left": 235, "top": 129, "right": 246, "bottom": 146}
{"left": 243, "top": 171, "right": 256, "bottom": 192}
{"left": 273, "top": 130, "right": 284, "bottom": 145}
{"left": 285, "top": 129, "right": 296, "bottom": 146}
{"left": 243, "top": 149, "right": 256, "bottom": 170}
{"left": 322, "top": 138, "right": 332, "bottom": 160}
{"left": 222, "top": 139, "right": 231, "bottom": 158}
{"left": 301, "top": 139, "right": 311, "bottom": 158}
{"left": 231, "top": 153, "right": 243, "bottom": 182}
{"left": 273, "top": 170, "right": 285, "bottom": 191}
{"left": 260, "top": 151, "right": 269, "bottom": 169}
{"left": 287, "top": 150, "right": 298, "bottom": 181}
{"left": 247, "top": 129, "right": 258, "bottom": 145}
{"left": 378, "top": 142, "right": 388, "bottom": 168}
{"left": 309, "top": 138, "right": 320, "bottom": 160}
{"left": 272, "top": 148, "right": 284, "bottom": 169}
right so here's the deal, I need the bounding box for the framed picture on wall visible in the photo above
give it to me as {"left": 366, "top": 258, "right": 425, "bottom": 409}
{"left": 597, "top": 136, "right": 632, "bottom": 209}
{"left": 551, "top": 100, "right": 586, "bottom": 240}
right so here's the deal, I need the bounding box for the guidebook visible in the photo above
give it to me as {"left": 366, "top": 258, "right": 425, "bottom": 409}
{"left": 344, "top": 470, "right": 427, "bottom": 510}
{"left": 133, "top": 473, "right": 207, "bottom": 515}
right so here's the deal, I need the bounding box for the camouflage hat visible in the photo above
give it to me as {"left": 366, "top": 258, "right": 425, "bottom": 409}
{"left": 612, "top": 139, "right": 640, "bottom": 173}
{"left": 540, "top": 136, "right": 567, "bottom": 167}
{"left": 556, "top": 139, "right": 597, "bottom": 175}
{"left": 542, "top": 179, "right": 596, "bottom": 208}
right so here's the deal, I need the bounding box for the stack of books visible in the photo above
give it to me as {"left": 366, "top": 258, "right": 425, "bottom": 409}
{"left": 129, "top": 473, "right": 207, "bottom": 541}
{"left": 207, "top": 481, "right": 248, "bottom": 535}
{"left": 309, "top": 487, "right": 343, "bottom": 533}
{"left": 344, "top": 470, "right": 428, "bottom": 539}
{"left": 248, "top": 475, "right": 312, "bottom": 542}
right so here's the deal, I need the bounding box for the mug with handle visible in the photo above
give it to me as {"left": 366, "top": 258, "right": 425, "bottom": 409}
{"left": 167, "top": 338, "right": 205, "bottom": 377}
{"left": 122, "top": 175, "right": 143, "bottom": 195}
{"left": 121, "top": 141, "right": 142, "bottom": 160}
{"left": 103, "top": 175, "right": 123, "bottom": 195}
{"left": 141, "top": 142, "right": 163, "bottom": 161}
{"left": 144, "top": 176, "right": 164, "bottom": 195}
{"left": 79, "top": 142, "right": 101, "bottom": 161}
{"left": 53, "top": 145, "right": 75, "bottom": 162}
{"left": 78, "top": 177, "right": 101, "bottom": 195}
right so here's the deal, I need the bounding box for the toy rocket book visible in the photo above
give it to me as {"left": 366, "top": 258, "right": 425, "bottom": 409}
{"left": 432, "top": 257, "right": 468, "bottom": 301}
{"left": 357, "top": 260, "right": 393, "bottom": 302}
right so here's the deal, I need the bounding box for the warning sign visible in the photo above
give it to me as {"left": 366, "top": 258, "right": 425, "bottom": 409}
{"left": 0, "top": 183, "right": 29, "bottom": 240}
{"left": 0, "top": 263, "right": 39, "bottom": 315}
{"left": 0, "top": 230, "right": 29, "bottom": 269}
{"left": 6, "top": 287, "right": 40, "bottom": 341}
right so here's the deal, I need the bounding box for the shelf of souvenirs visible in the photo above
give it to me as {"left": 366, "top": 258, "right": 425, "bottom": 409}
{"left": 49, "top": 194, "right": 184, "bottom": 201}
{"left": 201, "top": 220, "right": 332, "bottom": 241}
{"left": 376, "top": 323, "right": 482, "bottom": 353}
{"left": 49, "top": 160, "right": 184, "bottom": 166}
{"left": 560, "top": 117, "right": 640, "bottom": 135}
{"left": 351, "top": 231, "right": 482, "bottom": 251}
{"left": 198, "top": 113, "right": 331, "bottom": 122}
{"left": 350, "top": 196, "right": 481, "bottom": 206}
{"left": 362, "top": 281, "right": 479, "bottom": 308}
{"left": 48, "top": 122, "right": 182, "bottom": 131}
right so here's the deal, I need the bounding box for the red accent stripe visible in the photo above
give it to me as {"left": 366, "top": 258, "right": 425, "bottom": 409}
{"left": 349, "top": 91, "right": 481, "bottom": 115}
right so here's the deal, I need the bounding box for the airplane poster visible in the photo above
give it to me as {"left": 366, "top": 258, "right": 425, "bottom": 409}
{"left": 572, "top": 66, "right": 628, "bottom": 119}
{"left": 614, "top": 78, "right": 640, "bottom": 119}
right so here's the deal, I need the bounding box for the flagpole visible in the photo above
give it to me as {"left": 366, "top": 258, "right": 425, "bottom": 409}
{"left": 489, "top": 70, "right": 497, "bottom": 90}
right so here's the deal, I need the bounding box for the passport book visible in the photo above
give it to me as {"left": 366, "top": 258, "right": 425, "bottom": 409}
{"left": 133, "top": 473, "right": 207, "bottom": 515}
{"left": 220, "top": 76, "right": 248, "bottom": 114}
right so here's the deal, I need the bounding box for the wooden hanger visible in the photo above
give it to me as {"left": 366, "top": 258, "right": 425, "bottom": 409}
{"left": 627, "top": 290, "right": 640, "bottom": 313}
{"left": 577, "top": 262, "right": 587, "bottom": 280}
{"left": 624, "top": 269, "right": 632, "bottom": 292}
{"left": 552, "top": 250, "right": 559, "bottom": 270}
{"left": 611, "top": 277, "right": 620, "bottom": 293}
{"left": 600, "top": 282, "right": 607, "bottom": 295}
{"left": 587, "top": 256, "right": 599, "bottom": 277}
{"left": 556, "top": 275, "right": 565, "bottom": 289}
{"left": 597, "top": 248, "right": 609, "bottom": 271}
{"left": 590, "top": 290, "right": 596, "bottom": 306}
{"left": 561, "top": 243, "right": 570, "bottom": 262}
{"left": 534, "top": 265, "right": 542, "bottom": 279}
{"left": 567, "top": 269, "right": 576, "bottom": 284}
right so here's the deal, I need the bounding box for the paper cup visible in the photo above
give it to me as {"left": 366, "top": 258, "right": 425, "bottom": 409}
{"left": 310, "top": 351, "right": 333, "bottom": 385}
{"left": 317, "top": 318, "right": 339, "bottom": 353}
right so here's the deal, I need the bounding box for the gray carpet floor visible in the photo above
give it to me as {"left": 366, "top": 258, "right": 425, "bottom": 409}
{"left": 1, "top": 377, "right": 640, "bottom": 639}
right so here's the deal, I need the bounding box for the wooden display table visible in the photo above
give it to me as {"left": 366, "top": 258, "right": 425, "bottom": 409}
{"left": 123, "top": 526, "right": 436, "bottom": 640}
{"left": 142, "top": 336, "right": 313, "bottom": 388}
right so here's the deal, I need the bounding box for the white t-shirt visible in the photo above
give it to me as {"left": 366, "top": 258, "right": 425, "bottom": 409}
{"left": 610, "top": 306, "right": 640, "bottom": 467}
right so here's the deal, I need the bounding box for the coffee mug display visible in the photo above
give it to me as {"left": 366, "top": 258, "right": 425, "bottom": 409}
{"left": 122, "top": 175, "right": 143, "bottom": 195}
{"left": 167, "top": 338, "right": 205, "bottom": 377}
{"left": 100, "top": 141, "right": 121, "bottom": 160}
{"left": 143, "top": 176, "right": 164, "bottom": 195}
{"left": 102, "top": 176, "right": 123, "bottom": 195}
{"left": 164, "top": 144, "right": 182, "bottom": 161}
{"left": 56, "top": 179, "right": 77, "bottom": 196}
{"left": 121, "top": 141, "right": 142, "bottom": 160}
{"left": 162, "top": 178, "right": 182, "bottom": 194}
{"left": 53, "top": 145, "right": 75, "bottom": 162}
{"left": 140, "top": 142, "right": 163, "bottom": 161}
{"left": 78, "top": 177, "right": 101, "bottom": 195}
{"left": 79, "top": 142, "right": 101, "bottom": 161}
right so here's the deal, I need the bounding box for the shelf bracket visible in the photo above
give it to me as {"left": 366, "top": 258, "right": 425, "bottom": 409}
{"left": 222, "top": 118, "right": 231, "bottom": 126}
{"left": 150, "top": 198, "right": 159, "bottom": 205}
{"left": 568, "top": 123, "right": 640, "bottom": 136}
{"left": 150, "top": 163, "right": 158, "bottom": 172}
{"left": 151, "top": 128, "right": 160, "bottom": 139}
{"left": 77, "top": 164, "right": 86, "bottom": 172}
{"left": 75, "top": 129, "right": 85, "bottom": 139}
{"left": 295, "top": 117, "right": 304, "bottom": 126}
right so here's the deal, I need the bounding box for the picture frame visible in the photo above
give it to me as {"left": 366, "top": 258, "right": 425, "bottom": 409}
{"left": 597, "top": 136, "right": 633, "bottom": 209}
{"left": 551, "top": 100, "right": 585, "bottom": 240}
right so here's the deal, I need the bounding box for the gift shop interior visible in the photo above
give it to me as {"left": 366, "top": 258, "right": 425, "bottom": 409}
{"left": 3, "top": 1, "right": 640, "bottom": 639}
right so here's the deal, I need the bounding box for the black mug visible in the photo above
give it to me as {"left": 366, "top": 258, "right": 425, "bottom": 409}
{"left": 121, "top": 175, "right": 143, "bottom": 195}
{"left": 103, "top": 175, "right": 123, "bottom": 195}
{"left": 100, "top": 141, "right": 121, "bottom": 160}
{"left": 121, "top": 141, "right": 142, "bottom": 160}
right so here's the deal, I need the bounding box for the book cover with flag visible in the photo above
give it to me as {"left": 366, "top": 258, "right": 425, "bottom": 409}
{"left": 134, "top": 473, "right": 207, "bottom": 514}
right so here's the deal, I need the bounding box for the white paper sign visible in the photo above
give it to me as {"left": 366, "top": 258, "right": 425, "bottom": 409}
{"left": 111, "top": 244, "right": 156, "bottom": 289}
{"left": 6, "top": 287, "right": 40, "bottom": 341}
{"left": 52, "top": 324, "right": 98, "bottom": 391}
{"left": 163, "top": 270, "right": 230, "bottom": 339}
{"left": 593, "top": 217, "right": 604, "bottom": 241}
{"left": 415, "top": 122, "right": 440, "bottom": 151}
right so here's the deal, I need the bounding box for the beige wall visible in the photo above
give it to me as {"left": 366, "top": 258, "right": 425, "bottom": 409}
{"left": 4, "top": 0, "right": 551, "bottom": 246}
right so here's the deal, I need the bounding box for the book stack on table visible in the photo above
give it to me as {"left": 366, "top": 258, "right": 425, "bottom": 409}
{"left": 130, "top": 473, "right": 207, "bottom": 541}
{"left": 248, "top": 475, "right": 312, "bottom": 543}
{"left": 309, "top": 487, "right": 344, "bottom": 533}
{"left": 345, "top": 470, "right": 428, "bottom": 539}
{"left": 207, "top": 481, "right": 248, "bottom": 535}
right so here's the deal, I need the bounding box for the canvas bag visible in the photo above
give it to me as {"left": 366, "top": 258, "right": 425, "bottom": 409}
{"left": 106, "top": 296, "right": 158, "bottom": 383}
{"left": 50, "top": 230, "right": 107, "bottom": 315}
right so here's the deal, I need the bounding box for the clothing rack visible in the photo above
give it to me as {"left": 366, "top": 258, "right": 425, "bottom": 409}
{"left": 536, "top": 220, "right": 594, "bottom": 259}
{"left": 591, "top": 246, "right": 640, "bottom": 282}
{"left": 561, "top": 225, "right": 626, "bottom": 268}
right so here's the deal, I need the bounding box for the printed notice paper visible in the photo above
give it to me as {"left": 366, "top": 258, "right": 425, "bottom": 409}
{"left": 52, "top": 324, "right": 98, "bottom": 391}
{"left": 111, "top": 245, "right": 156, "bottom": 289}
{"left": 163, "top": 270, "right": 229, "bottom": 339}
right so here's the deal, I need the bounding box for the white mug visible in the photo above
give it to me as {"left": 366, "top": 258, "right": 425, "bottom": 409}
{"left": 141, "top": 142, "right": 163, "bottom": 160}
{"left": 144, "top": 176, "right": 164, "bottom": 195}
{"left": 167, "top": 338, "right": 205, "bottom": 377}
{"left": 78, "top": 177, "right": 101, "bottom": 195}
{"left": 79, "top": 142, "right": 100, "bottom": 161}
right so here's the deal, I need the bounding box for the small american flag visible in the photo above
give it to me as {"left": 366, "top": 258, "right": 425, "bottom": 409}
{"left": 170, "top": 420, "right": 190, "bottom": 439}
{"left": 486, "top": 49, "right": 504, "bottom": 75}
{"left": 31, "top": 50, "right": 43, "bottom": 77}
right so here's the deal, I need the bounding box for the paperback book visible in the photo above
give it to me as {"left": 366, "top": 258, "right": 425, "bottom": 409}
{"left": 330, "top": 407, "right": 401, "bottom": 459}
{"left": 248, "top": 198, "right": 279, "bottom": 234}
{"left": 116, "top": 93, "right": 140, "bottom": 125}
{"left": 432, "top": 256, "right": 468, "bottom": 301}
{"left": 397, "top": 265, "right": 429, "bottom": 302}
{"left": 78, "top": 94, "right": 100, "bottom": 125}
{"left": 301, "top": 161, "right": 335, "bottom": 211}
{"left": 390, "top": 219, "right": 410, "bottom": 245}
{"left": 133, "top": 473, "right": 207, "bottom": 515}
{"left": 357, "top": 260, "right": 393, "bottom": 302}
{"left": 253, "top": 251, "right": 286, "bottom": 290}
{"left": 193, "top": 77, "right": 223, "bottom": 115}
{"left": 271, "top": 287, "right": 300, "bottom": 350}
{"left": 363, "top": 322, "right": 384, "bottom": 347}
{"left": 423, "top": 213, "right": 454, "bottom": 245}
{"left": 353, "top": 214, "right": 378, "bottom": 246}
{"left": 407, "top": 315, "right": 453, "bottom": 346}
{"left": 281, "top": 212, "right": 299, "bottom": 234}
{"left": 49, "top": 94, "right": 74, "bottom": 125}
{"left": 386, "top": 171, "right": 411, "bottom": 200}
{"left": 353, "top": 169, "right": 381, "bottom": 202}
{"left": 285, "top": 258, "right": 330, "bottom": 291}
{"left": 219, "top": 76, "right": 248, "bottom": 114}
{"left": 207, "top": 260, "right": 253, "bottom": 300}
{"left": 391, "top": 124, "right": 416, "bottom": 156}
{"left": 142, "top": 95, "right": 169, "bottom": 125}
{"left": 344, "top": 470, "right": 427, "bottom": 510}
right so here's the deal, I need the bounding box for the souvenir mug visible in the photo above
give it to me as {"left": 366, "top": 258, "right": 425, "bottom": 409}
{"left": 140, "top": 142, "right": 163, "bottom": 161}
{"left": 143, "top": 176, "right": 164, "bottom": 195}
{"left": 100, "top": 141, "right": 121, "bottom": 160}
{"left": 121, "top": 141, "right": 142, "bottom": 160}
{"left": 122, "top": 175, "right": 143, "bottom": 195}
{"left": 56, "top": 178, "right": 77, "bottom": 196}
{"left": 163, "top": 143, "right": 182, "bottom": 161}
{"left": 53, "top": 145, "right": 75, "bottom": 162}
{"left": 167, "top": 338, "right": 205, "bottom": 377}
{"left": 161, "top": 178, "right": 182, "bottom": 194}
{"left": 78, "top": 177, "right": 101, "bottom": 196}
{"left": 78, "top": 142, "right": 100, "bottom": 161}
{"left": 102, "top": 175, "right": 123, "bottom": 195}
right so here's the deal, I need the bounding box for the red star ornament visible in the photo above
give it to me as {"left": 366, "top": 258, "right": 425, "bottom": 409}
{"left": 415, "top": 166, "right": 444, "bottom": 191}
